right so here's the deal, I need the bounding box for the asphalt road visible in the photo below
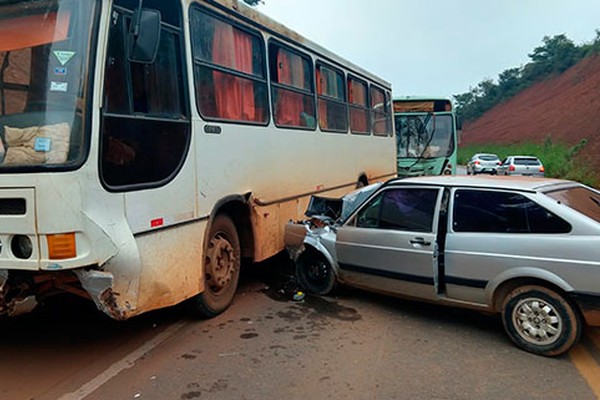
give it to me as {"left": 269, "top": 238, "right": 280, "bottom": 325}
{"left": 0, "top": 256, "right": 598, "bottom": 400}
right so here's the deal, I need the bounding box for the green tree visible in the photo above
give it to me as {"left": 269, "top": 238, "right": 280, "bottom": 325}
{"left": 454, "top": 33, "right": 591, "bottom": 123}
{"left": 524, "top": 34, "right": 580, "bottom": 80}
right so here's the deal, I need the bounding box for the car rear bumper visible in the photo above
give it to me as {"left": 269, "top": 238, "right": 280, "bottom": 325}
{"left": 570, "top": 291, "right": 600, "bottom": 326}
{"left": 474, "top": 167, "right": 498, "bottom": 174}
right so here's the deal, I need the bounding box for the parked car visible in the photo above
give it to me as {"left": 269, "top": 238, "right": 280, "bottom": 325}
{"left": 285, "top": 175, "right": 600, "bottom": 357}
{"left": 466, "top": 153, "right": 501, "bottom": 175}
{"left": 499, "top": 155, "right": 545, "bottom": 177}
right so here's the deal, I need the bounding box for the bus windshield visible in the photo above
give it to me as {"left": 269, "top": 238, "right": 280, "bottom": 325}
{"left": 395, "top": 113, "right": 454, "bottom": 159}
{"left": 0, "top": 0, "right": 97, "bottom": 170}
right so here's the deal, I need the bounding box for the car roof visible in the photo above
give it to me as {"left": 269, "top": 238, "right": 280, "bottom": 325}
{"left": 386, "top": 175, "right": 578, "bottom": 192}
{"left": 474, "top": 153, "right": 498, "bottom": 157}
{"left": 508, "top": 155, "right": 540, "bottom": 159}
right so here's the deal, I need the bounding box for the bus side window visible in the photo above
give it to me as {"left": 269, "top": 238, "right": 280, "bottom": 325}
{"left": 269, "top": 42, "right": 316, "bottom": 129}
{"left": 371, "top": 86, "right": 391, "bottom": 136}
{"left": 190, "top": 9, "right": 268, "bottom": 124}
{"left": 348, "top": 76, "right": 370, "bottom": 134}
{"left": 316, "top": 62, "right": 347, "bottom": 133}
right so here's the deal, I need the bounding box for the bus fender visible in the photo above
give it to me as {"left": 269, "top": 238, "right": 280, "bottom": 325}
{"left": 73, "top": 269, "right": 125, "bottom": 320}
{"left": 77, "top": 197, "right": 141, "bottom": 319}
{"left": 207, "top": 193, "right": 251, "bottom": 224}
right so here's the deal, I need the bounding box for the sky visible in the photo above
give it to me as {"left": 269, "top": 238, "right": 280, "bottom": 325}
{"left": 256, "top": 0, "right": 600, "bottom": 99}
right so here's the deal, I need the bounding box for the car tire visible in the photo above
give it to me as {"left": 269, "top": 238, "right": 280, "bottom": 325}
{"left": 296, "top": 250, "right": 336, "bottom": 295}
{"left": 501, "top": 285, "right": 582, "bottom": 357}
{"left": 189, "top": 214, "right": 241, "bottom": 318}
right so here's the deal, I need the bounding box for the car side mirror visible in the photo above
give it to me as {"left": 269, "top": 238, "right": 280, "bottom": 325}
{"left": 128, "top": 8, "right": 161, "bottom": 64}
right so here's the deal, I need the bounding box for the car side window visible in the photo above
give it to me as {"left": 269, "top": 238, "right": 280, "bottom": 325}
{"left": 453, "top": 190, "right": 571, "bottom": 233}
{"left": 356, "top": 188, "right": 439, "bottom": 232}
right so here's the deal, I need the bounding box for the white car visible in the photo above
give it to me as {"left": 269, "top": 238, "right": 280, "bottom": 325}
{"left": 466, "top": 153, "right": 501, "bottom": 175}
{"left": 499, "top": 155, "right": 545, "bottom": 177}
{"left": 285, "top": 175, "right": 600, "bottom": 357}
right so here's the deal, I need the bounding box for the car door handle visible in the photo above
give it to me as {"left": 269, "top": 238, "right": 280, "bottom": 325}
{"left": 410, "top": 237, "right": 431, "bottom": 246}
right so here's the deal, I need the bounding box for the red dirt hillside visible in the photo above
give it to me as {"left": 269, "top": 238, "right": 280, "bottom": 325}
{"left": 460, "top": 54, "right": 600, "bottom": 173}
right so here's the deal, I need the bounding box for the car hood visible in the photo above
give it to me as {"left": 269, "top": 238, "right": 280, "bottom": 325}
{"left": 305, "top": 182, "right": 382, "bottom": 224}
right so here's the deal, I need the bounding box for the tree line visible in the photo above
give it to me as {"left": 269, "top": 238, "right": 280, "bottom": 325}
{"left": 454, "top": 31, "right": 600, "bottom": 123}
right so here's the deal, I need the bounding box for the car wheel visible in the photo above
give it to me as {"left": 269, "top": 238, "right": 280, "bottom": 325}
{"left": 296, "top": 250, "right": 336, "bottom": 295}
{"left": 190, "top": 214, "right": 241, "bottom": 318}
{"left": 501, "top": 285, "right": 582, "bottom": 357}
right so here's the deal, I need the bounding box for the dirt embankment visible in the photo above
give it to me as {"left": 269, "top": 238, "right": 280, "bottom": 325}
{"left": 460, "top": 54, "right": 600, "bottom": 173}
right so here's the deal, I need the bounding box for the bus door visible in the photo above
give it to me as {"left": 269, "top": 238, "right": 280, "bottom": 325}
{"left": 100, "top": 1, "right": 194, "bottom": 235}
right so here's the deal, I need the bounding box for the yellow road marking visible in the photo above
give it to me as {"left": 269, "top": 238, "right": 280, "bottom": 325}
{"left": 570, "top": 340, "right": 600, "bottom": 399}
{"left": 589, "top": 329, "right": 600, "bottom": 350}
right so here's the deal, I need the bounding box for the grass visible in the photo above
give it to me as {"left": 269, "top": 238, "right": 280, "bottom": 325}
{"left": 458, "top": 138, "right": 598, "bottom": 187}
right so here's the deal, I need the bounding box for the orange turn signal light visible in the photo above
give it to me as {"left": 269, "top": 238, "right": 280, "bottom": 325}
{"left": 47, "top": 233, "right": 77, "bottom": 259}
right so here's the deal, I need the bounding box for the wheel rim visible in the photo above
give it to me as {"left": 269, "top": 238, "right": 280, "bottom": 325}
{"left": 305, "top": 259, "right": 329, "bottom": 286}
{"left": 205, "top": 233, "right": 236, "bottom": 295}
{"left": 512, "top": 297, "right": 563, "bottom": 345}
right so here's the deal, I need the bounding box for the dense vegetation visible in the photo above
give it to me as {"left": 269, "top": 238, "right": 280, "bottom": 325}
{"left": 458, "top": 139, "right": 598, "bottom": 187}
{"left": 454, "top": 32, "right": 600, "bottom": 122}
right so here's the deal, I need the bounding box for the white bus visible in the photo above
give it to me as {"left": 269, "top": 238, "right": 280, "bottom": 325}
{"left": 0, "top": 0, "right": 396, "bottom": 319}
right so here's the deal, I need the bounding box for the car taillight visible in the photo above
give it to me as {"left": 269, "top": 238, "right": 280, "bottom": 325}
{"left": 509, "top": 165, "right": 515, "bottom": 172}
{"left": 539, "top": 166, "right": 545, "bottom": 172}
{"left": 474, "top": 160, "right": 480, "bottom": 165}
{"left": 497, "top": 161, "right": 502, "bottom": 165}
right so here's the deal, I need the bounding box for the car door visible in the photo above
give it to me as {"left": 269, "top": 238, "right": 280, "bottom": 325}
{"left": 335, "top": 186, "right": 441, "bottom": 301}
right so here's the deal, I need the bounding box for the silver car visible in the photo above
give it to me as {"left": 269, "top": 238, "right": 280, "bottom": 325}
{"left": 285, "top": 176, "right": 600, "bottom": 357}
{"left": 499, "top": 155, "right": 545, "bottom": 177}
{"left": 466, "top": 153, "right": 501, "bottom": 175}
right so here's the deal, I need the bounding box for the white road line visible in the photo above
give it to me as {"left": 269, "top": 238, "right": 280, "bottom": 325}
{"left": 58, "top": 321, "right": 187, "bottom": 400}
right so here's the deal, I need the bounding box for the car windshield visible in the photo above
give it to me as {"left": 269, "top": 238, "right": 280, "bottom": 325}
{"left": 514, "top": 157, "right": 540, "bottom": 165}
{"left": 340, "top": 182, "right": 382, "bottom": 221}
{"left": 395, "top": 113, "right": 454, "bottom": 159}
{"left": 0, "top": 0, "right": 97, "bottom": 170}
{"left": 546, "top": 186, "right": 600, "bottom": 223}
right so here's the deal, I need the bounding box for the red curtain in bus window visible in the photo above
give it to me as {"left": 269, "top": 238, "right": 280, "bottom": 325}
{"left": 212, "top": 24, "right": 257, "bottom": 121}
{"left": 275, "top": 49, "right": 304, "bottom": 126}
{"left": 349, "top": 80, "right": 368, "bottom": 132}
{"left": 0, "top": 12, "right": 70, "bottom": 52}
{"left": 316, "top": 68, "right": 328, "bottom": 128}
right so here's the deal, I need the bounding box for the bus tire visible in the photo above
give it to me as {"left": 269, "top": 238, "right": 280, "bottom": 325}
{"left": 501, "top": 285, "right": 582, "bottom": 357}
{"left": 191, "top": 214, "right": 241, "bottom": 318}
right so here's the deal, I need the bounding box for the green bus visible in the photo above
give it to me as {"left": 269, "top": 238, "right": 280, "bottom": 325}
{"left": 393, "top": 96, "right": 457, "bottom": 176}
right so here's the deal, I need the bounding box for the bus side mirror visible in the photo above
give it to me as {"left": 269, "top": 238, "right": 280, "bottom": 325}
{"left": 128, "top": 9, "right": 161, "bottom": 64}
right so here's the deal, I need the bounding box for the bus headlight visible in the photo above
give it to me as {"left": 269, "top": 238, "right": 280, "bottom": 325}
{"left": 11, "top": 235, "right": 33, "bottom": 259}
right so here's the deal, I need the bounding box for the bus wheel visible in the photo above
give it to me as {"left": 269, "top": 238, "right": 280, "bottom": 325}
{"left": 192, "top": 214, "right": 241, "bottom": 318}
{"left": 501, "top": 285, "right": 582, "bottom": 357}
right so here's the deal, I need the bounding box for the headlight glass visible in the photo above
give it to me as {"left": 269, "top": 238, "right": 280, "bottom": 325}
{"left": 11, "top": 235, "right": 33, "bottom": 259}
